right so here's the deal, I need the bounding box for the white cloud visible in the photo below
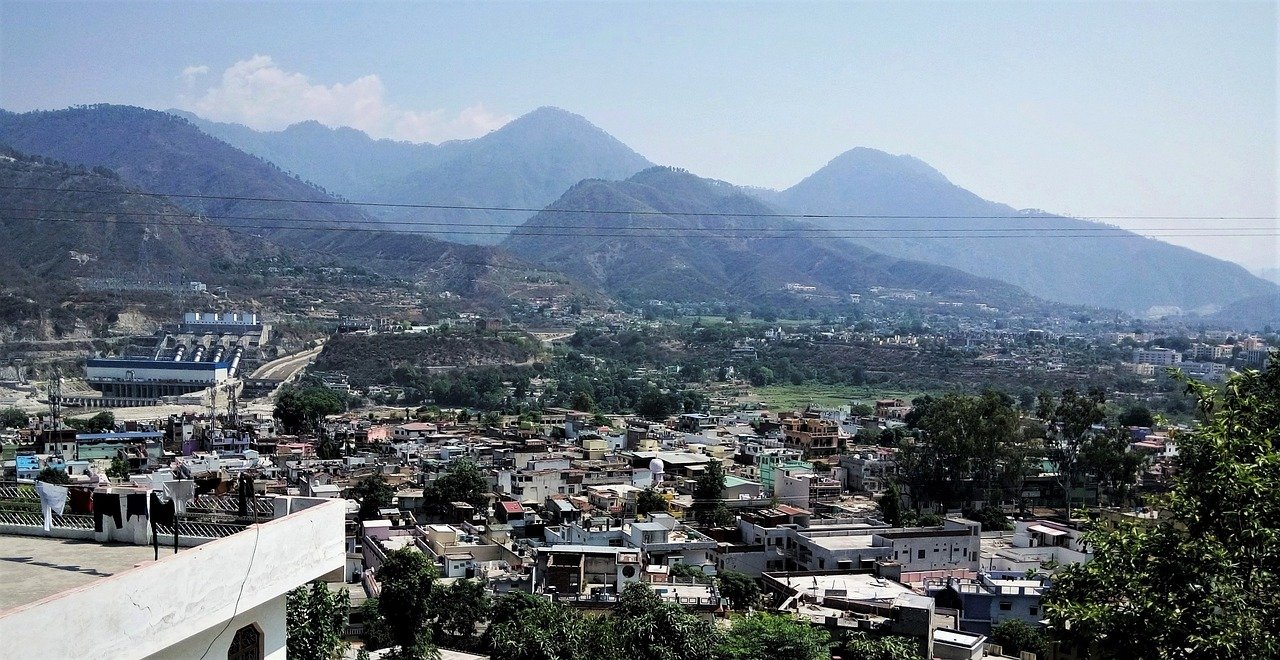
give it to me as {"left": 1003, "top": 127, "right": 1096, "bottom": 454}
{"left": 178, "top": 55, "right": 510, "bottom": 143}
{"left": 181, "top": 65, "right": 210, "bottom": 80}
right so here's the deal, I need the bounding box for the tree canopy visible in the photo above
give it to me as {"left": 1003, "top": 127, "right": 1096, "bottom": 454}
{"left": 1045, "top": 359, "right": 1280, "bottom": 657}
{"left": 425, "top": 458, "right": 490, "bottom": 513}
{"left": 718, "top": 613, "right": 830, "bottom": 660}
{"left": 286, "top": 581, "right": 349, "bottom": 660}
{"left": 0, "top": 407, "right": 29, "bottom": 429}
{"left": 376, "top": 547, "right": 437, "bottom": 658}
{"left": 352, "top": 474, "right": 395, "bottom": 521}
{"left": 274, "top": 384, "right": 345, "bottom": 434}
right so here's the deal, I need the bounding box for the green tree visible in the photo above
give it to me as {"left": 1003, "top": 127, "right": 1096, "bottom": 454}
{"left": 430, "top": 579, "right": 491, "bottom": 652}
{"left": 274, "top": 385, "right": 345, "bottom": 434}
{"left": 833, "top": 632, "right": 918, "bottom": 660}
{"left": 352, "top": 474, "right": 395, "bottom": 521}
{"left": 487, "top": 594, "right": 594, "bottom": 660}
{"left": 286, "top": 581, "right": 350, "bottom": 660}
{"left": 107, "top": 456, "right": 130, "bottom": 482}
{"left": 900, "top": 391, "right": 1023, "bottom": 510}
{"left": 570, "top": 390, "right": 595, "bottom": 412}
{"left": 1117, "top": 405, "right": 1155, "bottom": 428}
{"left": 1045, "top": 360, "right": 1280, "bottom": 657}
{"left": 718, "top": 613, "right": 830, "bottom": 660}
{"left": 425, "top": 458, "right": 490, "bottom": 513}
{"left": 636, "top": 486, "right": 667, "bottom": 517}
{"left": 376, "top": 548, "right": 437, "bottom": 659}
{"left": 989, "top": 619, "right": 1049, "bottom": 659}
{"left": 636, "top": 388, "right": 673, "bottom": 420}
{"left": 357, "top": 598, "right": 393, "bottom": 651}
{"left": 36, "top": 466, "right": 70, "bottom": 485}
{"left": 879, "top": 482, "right": 904, "bottom": 527}
{"left": 1042, "top": 388, "right": 1108, "bottom": 520}
{"left": 68, "top": 410, "right": 116, "bottom": 433}
{"left": 669, "top": 562, "right": 712, "bottom": 584}
{"left": 0, "top": 407, "right": 29, "bottom": 429}
{"left": 716, "top": 570, "right": 760, "bottom": 611}
{"left": 614, "top": 583, "right": 719, "bottom": 660}
{"left": 693, "top": 459, "right": 726, "bottom": 523}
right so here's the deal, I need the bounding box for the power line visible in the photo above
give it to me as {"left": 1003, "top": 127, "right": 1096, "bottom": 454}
{"left": 3, "top": 212, "right": 1277, "bottom": 240}
{"left": 0, "top": 206, "right": 1270, "bottom": 234}
{"left": 0, "top": 184, "right": 1273, "bottom": 221}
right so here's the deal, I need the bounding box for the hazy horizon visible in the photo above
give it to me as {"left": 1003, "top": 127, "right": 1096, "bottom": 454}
{"left": 1, "top": 0, "right": 1275, "bottom": 270}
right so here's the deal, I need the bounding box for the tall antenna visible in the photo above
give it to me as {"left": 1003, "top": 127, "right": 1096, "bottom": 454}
{"left": 46, "top": 366, "right": 62, "bottom": 453}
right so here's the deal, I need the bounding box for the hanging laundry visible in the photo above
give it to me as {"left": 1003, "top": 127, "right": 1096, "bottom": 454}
{"left": 67, "top": 487, "right": 94, "bottom": 514}
{"left": 149, "top": 492, "right": 176, "bottom": 528}
{"left": 93, "top": 492, "right": 122, "bottom": 532}
{"left": 125, "top": 493, "right": 148, "bottom": 521}
{"left": 35, "top": 481, "right": 69, "bottom": 532}
{"left": 162, "top": 480, "right": 196, "bottom": 514}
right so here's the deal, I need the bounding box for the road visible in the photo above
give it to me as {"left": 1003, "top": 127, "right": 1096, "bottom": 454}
{"left": 250, "top": 344, "right": 325, "bottom": 381}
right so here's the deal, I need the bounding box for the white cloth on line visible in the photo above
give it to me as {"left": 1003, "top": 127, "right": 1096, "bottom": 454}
{"left": 162, "top": 480, "right": 196, "bottom": 514}
{"left": 36, "top": 481, "right": 69, "bottom": 532}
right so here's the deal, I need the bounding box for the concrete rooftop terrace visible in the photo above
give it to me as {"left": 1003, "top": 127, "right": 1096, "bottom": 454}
{"left": 0, "top": 536, "right": 158, "bottom": 611}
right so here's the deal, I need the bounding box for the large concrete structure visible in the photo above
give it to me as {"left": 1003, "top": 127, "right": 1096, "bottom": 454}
{"left": 0, "top": 498, "right": 345, "bottom": 659}
{"left": 85, "top": 358, "right": 230, "bottom": 398}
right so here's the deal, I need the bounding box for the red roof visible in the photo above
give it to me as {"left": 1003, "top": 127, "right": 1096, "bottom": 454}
{"left": 501, "top": 501, "right": 525, "bottom": 514}
{"left": 776, "top": 504, "right": 810, "bottom": 516}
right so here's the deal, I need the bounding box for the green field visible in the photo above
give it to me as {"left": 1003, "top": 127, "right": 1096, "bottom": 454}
{"left": 749, "top": 384, "right": 927, "bottom": 410}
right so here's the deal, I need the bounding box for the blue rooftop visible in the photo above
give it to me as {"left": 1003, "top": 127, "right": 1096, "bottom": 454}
{"left": 86, "top": 358, "right": 229, "bottom": 370}
{"left": 76, "top": 431, "right": 164, "bottom": 441}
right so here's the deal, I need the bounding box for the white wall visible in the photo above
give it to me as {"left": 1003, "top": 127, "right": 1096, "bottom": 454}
{"left": 0, "top": 498, "right": 345, "bottom": 659}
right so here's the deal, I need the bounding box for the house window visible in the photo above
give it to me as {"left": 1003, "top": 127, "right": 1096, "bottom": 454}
{"left": 1029, "top": 606, "right": 1039, "bottom": 616}
{"left": 999, "top": 602, "right": 1012, "bottom": 611}
{"left": 917, "top": 550, "right": 925, "bottom": 559}
{"left": 818, "top": 558, "right": 825, "bottom": 569}
{"left": 227, "top": 624, "right": 263, "bottom": 660}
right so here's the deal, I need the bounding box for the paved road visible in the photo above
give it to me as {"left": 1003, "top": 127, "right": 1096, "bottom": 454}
{"left": 250, "top": 344, "right": 324, "bottom": 381}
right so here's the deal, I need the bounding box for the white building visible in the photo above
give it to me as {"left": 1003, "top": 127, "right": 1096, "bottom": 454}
{"left": 0, "top": 498, "right": 346, "bottom": 659}
{"left": 1132, "top": 348, "right": 1182, "bottom": 366}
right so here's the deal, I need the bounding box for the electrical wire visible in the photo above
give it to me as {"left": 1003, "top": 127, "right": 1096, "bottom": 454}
{"left": 1, "top": 212, "right": 1276, "bottom": 240}
{"left": 197, "top": 525, "right": 262, "bottom": 660}
{"left": 0, "top": 184, "right": 1273, "bottom": 221}
{"left": 0, "top": 206, "right": 1270, "bottom": 233}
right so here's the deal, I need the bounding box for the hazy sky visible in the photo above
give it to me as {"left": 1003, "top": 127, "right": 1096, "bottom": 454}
{"left": 1, "top": 1, "right": 1276, "bottom": 269}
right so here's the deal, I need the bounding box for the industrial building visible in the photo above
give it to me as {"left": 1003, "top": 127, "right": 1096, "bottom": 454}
{"left": 85, "top": 358, "right": 231, "bottom": 399}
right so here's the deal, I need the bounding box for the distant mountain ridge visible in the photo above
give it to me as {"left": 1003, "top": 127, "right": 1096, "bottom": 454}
{"left": 174, "top": 106, "right": 654, "bottom": 243}
{"left": 764, "top": 147, "right": 1278, "bottom": 314}
{"left": 503, "top": 166, "right": 1039, "bottom": 309}
{"left": 0, "top": 105, "right": 554, "bottom": 298}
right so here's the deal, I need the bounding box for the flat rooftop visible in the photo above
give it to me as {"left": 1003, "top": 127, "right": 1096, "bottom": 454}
{"left": 0, "top": 537, "right": 158, "bottom": 612}
{"left": 774, "top": 572, "right": 914, "bottom": 603}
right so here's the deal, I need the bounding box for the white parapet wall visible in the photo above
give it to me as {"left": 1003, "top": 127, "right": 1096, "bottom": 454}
{"left": 0, "top": 497, "right": 346, "bottom": 659}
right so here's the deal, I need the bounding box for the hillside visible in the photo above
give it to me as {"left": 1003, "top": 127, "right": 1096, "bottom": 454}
{"left": 314, "top": 333, "right": 537, "bottom": 387}
{"left": 0, "top": 105, "right": 375, "bottom": 232}
{"left": 0, "top": 105, "right": 566, "bottom": 299}
{"left": 502, "top": 167, "right": 1038, "bottom": 309}
{"left": 175, "top": 106, "right": 654, "bottom": 243}
{"left": 769, "top": 147, "right": 1277, "bottom": 314}
{"left": 169, "top": 110, "right": 450, "bottom": 197}
{"left": 0, "top": 146, "right": 277, "bottom": 285}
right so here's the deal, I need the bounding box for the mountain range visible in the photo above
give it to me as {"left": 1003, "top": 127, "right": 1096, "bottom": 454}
{"left": 503, "top": 167, "right": 1038, "bottom": 309}
{"left": 0, "top": 106, "right": 543, "bottom": 297}
{"left": 762, "top": 148, "right": 1276, "bottom": 315}
{"left": 175, "top": 106, "right": 653, "bottom": 244}
{"left": 0, "top": 103, "right": 1274, "bottom": 324}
